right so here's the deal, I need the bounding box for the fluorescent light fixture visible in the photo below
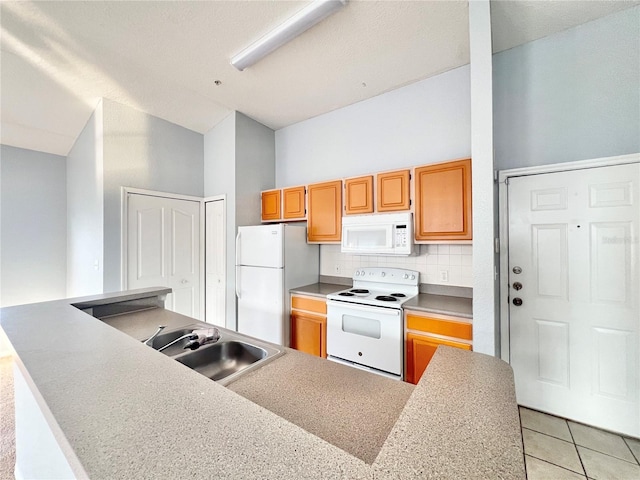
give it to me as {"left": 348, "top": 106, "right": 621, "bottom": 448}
{"left": 230, "top": 0, "right": 347, "bottom": 71}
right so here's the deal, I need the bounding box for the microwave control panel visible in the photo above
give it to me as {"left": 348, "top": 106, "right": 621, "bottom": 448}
{"left": 394, "top": 225, "right": 409, "bottom": 247}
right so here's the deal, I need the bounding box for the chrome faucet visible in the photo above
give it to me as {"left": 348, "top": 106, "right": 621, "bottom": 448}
{"left": 184, "top": 328, "right": 221, "bottom": 350}
{"left": 143, "top": 325, "right": 166, "bottom": 346}
{"left": 158, "top": 333, "right": 199, "bottom": 352}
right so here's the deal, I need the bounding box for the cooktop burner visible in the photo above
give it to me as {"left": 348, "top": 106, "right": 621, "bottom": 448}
{"left": 338, "top": 292, "right": 355, "bottom": 297}
{"left": 391, "top": 293, "right": 406, "bottom": 298}
{"left": 350, "top": 289, "right": 370, "bottom": 294}
{"left": 375, "top": 295, "right": 398, "bottom": 302}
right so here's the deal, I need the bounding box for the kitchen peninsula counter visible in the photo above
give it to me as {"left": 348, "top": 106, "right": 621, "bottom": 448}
{"left": 1, "top": 288, "right": 524, "bottom": 479}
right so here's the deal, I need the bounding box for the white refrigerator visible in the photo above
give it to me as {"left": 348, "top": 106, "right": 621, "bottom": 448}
{"left": 236, "top": 224, "right": 319, "bottom": 346}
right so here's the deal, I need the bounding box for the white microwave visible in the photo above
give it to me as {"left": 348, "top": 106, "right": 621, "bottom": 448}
{"left": 341, "top": 212, "right": 414, "bottom": 256}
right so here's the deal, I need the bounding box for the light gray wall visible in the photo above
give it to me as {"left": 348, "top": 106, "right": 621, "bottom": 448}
{"left": 101, "top": 99, "right": 204, "bottom": 292}
{"left": 67, "top": 103, "right": 104, "bottom": 297}
{"left": 275, "top": 65, "right": 471, "bottom": 187}
{"left": 204, "top": 112, "right": 276, "bottom": 331}
{"left": 0, "top": 146, "right": 67, "bottom": 306}
{"left": 493, "top": 6, "right": 640, "bottom": 170}
{"left": 204, "top": 112, "right": 237, "bottom": 329}
{"left": 235, "top": 112, "right": 275, "bottom": 228}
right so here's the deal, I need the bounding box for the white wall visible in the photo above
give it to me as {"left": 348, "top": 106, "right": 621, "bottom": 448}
{"left": 275, "top": 65, "right": 471, "bottom": 186}
{"left": 66, "top": 102, "right": 104, "bottom": 297}
{"left": 493, "top": 6, "right": 640, "bottom": 170}
{"left": 275, "top": 64, "right": 473, "bottom": 287}
{"left": 0, "top": 146, "right": 67, "bottom": 306}
{"left": 101, "top": 99, "right": 204, "bottom": 292}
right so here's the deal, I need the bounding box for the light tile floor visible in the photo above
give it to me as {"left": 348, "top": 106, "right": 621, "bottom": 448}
{"left": 520, "top": 406, "right": 640, "bottom": 480}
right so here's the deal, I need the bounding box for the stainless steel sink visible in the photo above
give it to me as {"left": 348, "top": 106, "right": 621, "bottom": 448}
{"left": 175, "top": 341, "right": 267, "bottom": 381}
{"left": 146, "top": 325, "right": 284, "bottom": 385}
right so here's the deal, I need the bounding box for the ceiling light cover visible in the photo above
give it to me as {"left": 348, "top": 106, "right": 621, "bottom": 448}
{"left": 230, "top": 0, "right": 348, "bottom": 71}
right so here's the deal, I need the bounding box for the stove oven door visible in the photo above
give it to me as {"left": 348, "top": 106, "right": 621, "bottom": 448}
{"left": 326, "top": 300, "right": 402, "bottom": 377}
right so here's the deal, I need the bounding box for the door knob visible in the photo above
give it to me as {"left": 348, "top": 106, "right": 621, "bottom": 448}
{"left": 512, "top": 298, "right": 523, "bottom": 306}
{"left": 513, "top": 282, "right": 523, "bottom": 291}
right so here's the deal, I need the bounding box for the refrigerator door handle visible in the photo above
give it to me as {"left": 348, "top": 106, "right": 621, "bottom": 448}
{"left": 235, "top": 266, "right": 241, "bottom": 299}
{"left": 235, "top": 231, "right": 241, "bottom": 266}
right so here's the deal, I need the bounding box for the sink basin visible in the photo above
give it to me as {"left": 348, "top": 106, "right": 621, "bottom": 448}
{"left": 175, "top": 341, "right": 268, "bottom": 381}
{"left": 148, "top": 326, "right": 201, "bottom": 356}
{"left": 145, "top": 324, "right": 284, "bottom": 385}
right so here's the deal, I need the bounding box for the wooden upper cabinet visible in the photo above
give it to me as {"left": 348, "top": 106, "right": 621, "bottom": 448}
{"left": 344, "top": 175, "right": 373, "bottom": 215}
{"left": 377, "top": 169, "right": 410, "bottom": 212}
{"left": 261, "top": 189, "right": 281, "bottom": 222}
{"left": 307, "top": 180, "right": 342, "bottom": 243}
{"left": 283, "top": 186, "right": 306, "bottom": 220}
{"left": 414, "top": 159, "right": 472, "bottom": 241}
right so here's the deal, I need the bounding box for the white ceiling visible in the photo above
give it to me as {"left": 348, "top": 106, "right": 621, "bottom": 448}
{"left": 1, "top": 0, "right": 638, "bottom": 156}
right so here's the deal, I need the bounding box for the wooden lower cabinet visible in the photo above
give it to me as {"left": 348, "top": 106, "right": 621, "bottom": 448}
{"left": 290, "top": 294, "right": 327, "bottom": 358}
{"left": 404, "top": 310, "right": 472, "bottom": 385}
{"left": 405, "top": 333, "right": 471, "bottom": 384}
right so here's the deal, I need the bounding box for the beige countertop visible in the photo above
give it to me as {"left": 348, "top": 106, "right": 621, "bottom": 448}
{"left": 1, "top": 288, "right": 522, "bottom": 479}
{"left": 291, "top": 282, "right": 473, "bottom": 318}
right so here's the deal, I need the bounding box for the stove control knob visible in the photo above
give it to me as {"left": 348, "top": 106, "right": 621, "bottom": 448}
{"left": 380, "top": 272, "right": 386, "bottom": 277}
{"left": 355, "top": 271, "right": 360, "bottom": 276}
{"left": 360, "top": 270, "right": 365, "bottom": 276}
{"left": 403, "top": 274, "right": 408, "bottom": 279}
{"left": 410, "top": 274, "right": 416, "bottom": 280}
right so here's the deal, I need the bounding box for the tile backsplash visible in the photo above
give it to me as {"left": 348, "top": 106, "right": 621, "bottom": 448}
{"left": 319, "top": 244, "right": 473, "bottom": 288}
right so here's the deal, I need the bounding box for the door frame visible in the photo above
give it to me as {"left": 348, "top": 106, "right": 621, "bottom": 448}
{"left": 498, "top": 153, "right": 640, "bottom": 363}
{"left": 121, "top": 187, "right": 207, "bottom": 318}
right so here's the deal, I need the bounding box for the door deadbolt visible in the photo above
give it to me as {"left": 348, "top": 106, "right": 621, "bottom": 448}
{"left": 512, "top": 297, "right": 523, "bottom": 306}
{"left": 513, "top": 282, "right": 523, "bottom": 291}
{"left": 512, "top": 266, "right": 522, "bottom": 274}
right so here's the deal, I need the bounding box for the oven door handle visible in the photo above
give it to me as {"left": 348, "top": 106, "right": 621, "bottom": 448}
{"left": 326, "top": 300, "right": 401, "bottom": 316}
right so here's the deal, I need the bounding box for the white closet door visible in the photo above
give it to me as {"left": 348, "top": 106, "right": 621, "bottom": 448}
{"left": 127, "top": 193, "right": 200, "bottom": 319}
{"left": 205, "top": 199, "right": 225, "bottom": 327}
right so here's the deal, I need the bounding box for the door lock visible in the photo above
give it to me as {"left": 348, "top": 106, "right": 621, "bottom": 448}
{"left": 512, "top": 266, "right": 522, "bottom": 274}
{"left": 513, "top": 282, "right": 523, "bottom": 291}
{"left": 512, "top": 298, "right": 523, "bottom": 306}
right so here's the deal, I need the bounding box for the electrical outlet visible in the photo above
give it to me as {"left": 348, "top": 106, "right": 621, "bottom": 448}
{"left": 334, "top": 264, "right": 341, "bottom": 275}
{"left": 439, "top": 270, "right": 449, "bottom": 282}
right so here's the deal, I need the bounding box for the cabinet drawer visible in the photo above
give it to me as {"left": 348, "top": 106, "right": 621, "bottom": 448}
{"left": 406, "top": 313, "right": 472, "bottom": 340}
{"left": 291, "top": 295, "right": 327, "bottom": 315}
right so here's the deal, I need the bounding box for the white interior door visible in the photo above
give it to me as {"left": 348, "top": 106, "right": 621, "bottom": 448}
{"left": 508, "top": 163, "right": 640, "bottom": 437}
{"left": 205, "top": 199, "right": 225, "bottom": 327}
{"left": 127, "top": 193, "right": 201, "bottom": 319}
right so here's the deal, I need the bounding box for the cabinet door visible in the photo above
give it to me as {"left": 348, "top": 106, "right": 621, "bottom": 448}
{"left": 291, "top": 311, "right": 326, "bottom": 358}
{"left": 283, "top": 186, "right": 306, "bottom": 219}
{"left": 344, "top": 175, "right": 373, "bottom": 215}
{"left": 261, "top": 189, "right": 281, "bottom": 222}
{"left": 377, "top": 169, "right": 410, "bottom": 212}
{"left": 405, "top": 333, "right": 472, "bottom": 384}
{"left": 307, "top": 180, "right": 342, "bottom": 243}
{"left": 414, "top": 159, "right": 472, "bottom": 240}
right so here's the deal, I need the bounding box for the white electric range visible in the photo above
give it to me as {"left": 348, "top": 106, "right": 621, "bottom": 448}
{"left": 326, "top": 267, "right": 419, "bottom": 380}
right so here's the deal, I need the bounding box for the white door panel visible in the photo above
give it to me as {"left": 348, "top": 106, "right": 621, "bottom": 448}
{"left": 236, "top": 266, "right": 284, "bottom": 345}
{"left": 508, "top": 162, "right": 639, "bottom": 437}
{"left": 127, "top": 193, "right": 200, "bottom": 319}
{"left": 205, "top": 199, "right": 225, "bottom": 327}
